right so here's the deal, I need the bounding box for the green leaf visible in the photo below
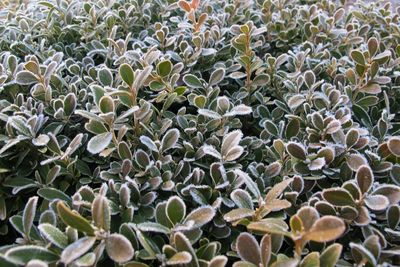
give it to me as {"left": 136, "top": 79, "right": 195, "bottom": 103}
{"left": 234, "top": 170, "right": 261, "bottom": 198}
{"left": 223, "top": 208, "right": 255, "bottom": 222}
{"left": 0, "top": 254, "right": 18, "bottom": 267}
{"left": 300, "top": 252, "right": 319, "bottom": 267}
{"left": 90, "top": 85, "right": 105, "bottom": 107}
{"left": 161, "top": 128, "right": 179, "bottom": 152}
{"left": 157, "top": 60, "right": 172, "bottom": 77}
{"left": 184, "top": 206, "right": 215, "bottom": 228}
{"left": 320, "top": 244, "right": 342, "bottom": 267}
{"left": 61, "top": 237, "right": 96, "bottom": 265}
{"left": 23, "top": 196, "right": 38, "bottom": 238}
{"left": 174, "top": 232, "right": 199, "bottom": 267}
{"left": 137, "top": 222, "right": 171, "bottom": 234}
{"left": 38, "top": 223, "right": 68, "bottom": 248}
{"left": 322, "top": 188, "right": 355, "bottom": 206}
{"left": 120, "top": 63, "right": 135, "bottom": 87}
{"left": 5, "top": 246, "right": 59, "bottom": 265}
{"left": 286, "top": 142, "right": 307, "bottom": 161}
{"left": 183, "top": 74, "right": 202, "bottom": 88}
{"left": 37, "top": 188, "right": 71, "bottom": 203}
{"left": 99, "top": 95, "right": 115, "bottom": 113}
{"left": 16, "top": 71, "right": 39, "bottom": 85}
{"left": 98, "top": 68, "right": 113, "bottom": 86}
{"left": 231, "top": 189, "right": 253, "bottom": 209}
{"left": 87, "top": 132, "right": 112, "bottom": 154}
{"left": 247, "top": 219, "right": 289, "bottom": 236}
{"left": 350, "top": 50, "right": 365, "bottom": 66}
{"left": 166, "top": 196, "right": 186, "bottom": 225}
{"left": 209, "top": 68, "right": 225, "bottom": 86}
{"left": 57, "top": 202, "right": 95, "bottom": 235}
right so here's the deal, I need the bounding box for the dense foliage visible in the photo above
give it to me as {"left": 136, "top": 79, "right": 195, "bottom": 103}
{"left": 1, "top": 0, "right": 400, "bottom": 266}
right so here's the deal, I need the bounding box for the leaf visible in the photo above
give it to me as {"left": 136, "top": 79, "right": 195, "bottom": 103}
{"left": 106, "top": 233, "right": 135, "bottom": 263}
{"left": 183, "top": 74, "right": 202, "bottom": 88}
{"left": 87, "top": 132, "right": 112, "bottom": 154}
{"left": 198, "top": 109, "right": 222, "bottom": 119}
{"left": 98, "top": 68, "right": 113, "bottom": 86}
{"left": 6, "top": 246, "right": 59, "bottom": 265}
{"left": 157, "top": 60, "right": 172, "bottom": 77}
{"left": 322, "top": 188, "right": 355, "bottom": 206}
{"left": 166, "top": 196, "right": 186, "bottom": 225}
{"left": 223, "top": 208, "right": 255, "bottom": 222}
{"left": 133, "top": 66, "right": 152, "bottom": 89}
{"left": 120, "top": 63, "right": 134, "bottom": 87}
{"left": 38, "top": 223, "right": 68, "bottom": 248}
{"left": 265, "top": 178, "right": 293, "bottom": 202}
{"left": 23, "top": 196, "right": 38, "bottom": 238}
{"left": 137, "top": 222, "right": 171, "bottom": 234}
{"left": 388, "top": 137, "right": 400, "bottom": 157}
{"left": 320, "top": 244, "right": 343, "bottom": 267}
{"left": 37, "top": 188, "right": 71, "bottom": 203}
{"left": 234, "top": 169, "right": 261, "bottom": 198}
{"left": 325, "top": 119, "right": 341, "bottom": 134}
{"left": 61, "top": 237, "right": 96, "bottom": 265}
{"left": 260, "top": 234, "right": 271, "bottom": 267}
{"left": 308, "top": 157, "right": 326, "bottom": 171}
{"left": 224, "top": 105, "right": 252, "bottom": 116}
{"left": 285, "top": 118, "right": 300, "bottom": 139}
{"left": 57, "top": 201, "right": 95, "bottom": 235}
{"left": 161, "top": 128, "right": 180, "bottom": 152}
{"left": 167, "top": 251, "right": 192, "bottom": 265}
{"left": 222, "top": 130, "right": 244, "bottom": 161}
{"left": 209, "top": 68, "right": 225, "bottom": 85}
{"left": 287, "top": 94, "right": 306, "bottom": 110}
{"left": 99, "top": 95, "right": 115, "bottom": 113}
{"left": 347, "top": 154, "right": 367, "bottom": 172}
{"left": 350, "top": 243, "right": 377, "bottom": 266}
{"left": 90, "top": 85, "right": 105, "bottom": 107}
{"left": 174, "top": 232, "right": 199, "bottom": 267}
{"left": 75, "top": 253, "right": 96, "bottom": 266}
{"left": 368, "top": 37, "right": 379, "bottom": 57}
{"left": 9, "top": 116, "right": 31, "bottom": 136}
{"left": 91, "top": 195, "right": 111, "bottom": 231}
{"left": 360, "top": 83, "right": 381, "bottom": 94}
{"left": 16, "top": 71, "right": 39, "bottom": 85}
{"left": 286, "top": 142, "right": 307, "bottom": 161}
{"left": 300, "top": 252, "right": 319, "bottom": 267}
{"left": 297, "top": 206, "right": 319, "bottom": 231}
{"left": 356, "top": 165, "right": 373, "bottom": 194}
{"left": 247, "top": 219, "right": 289, "bottom": 236}
{"left": 183, "top": 206, "right": 215, "bottom": 228}
{"left": 351, "top": 50, "right": 365, "bottom": 66}
{"left": 364, "top": 195, "right": 389, "bottom": 211}
{"left": 140, "top": 136, "right": 158, "bottom": 152}
{"left": 236, "top": 232, "right": 261, "bottom": 265}
{"left": 372, "top": 185, "right": 400, "bottom": 204}
{"left": 304, "top": 216, "right": 345, "bottom": 242}
{"left": 178, "top": 0, "right": 191, "bottom": 12}
{"left": 387, "top": 205, "right": 400, "bottom": 229}
{"left": 209, "top": 256, "right": 228, "bottom": 267}
{"left": 231, "top": 189, "right": 253, "bottom": 209}
{"left": 346, "top": 129, "right": 359, "bottom": 148}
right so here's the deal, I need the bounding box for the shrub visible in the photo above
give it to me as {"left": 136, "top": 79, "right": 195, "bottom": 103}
{"left": 1, "top": 0, "right": 400, "bottom": 266}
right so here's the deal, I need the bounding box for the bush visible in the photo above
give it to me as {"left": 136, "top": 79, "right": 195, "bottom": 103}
{"left": 1, "top": 0, "right": 400, "bottom": 266}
